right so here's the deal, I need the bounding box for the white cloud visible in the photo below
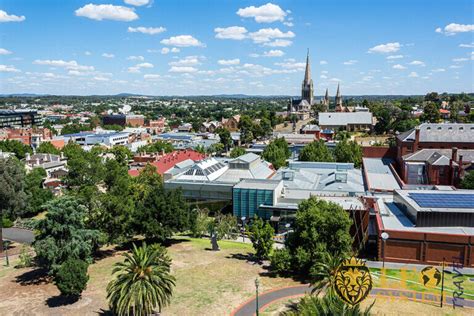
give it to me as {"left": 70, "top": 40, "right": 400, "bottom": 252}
{"left": 449, "top": 65, "right": 462, "bottom": 69}
{"left": 248, "top": 28, "right": 295, "bottom": 43}
{"left": 320, "top": 75, "right": 327, "bottom": 79}
{"left": 263, "top": 39, "right": 292, "bottom": 47}
{"left": 452, "top": 57, "right": 468, "bottom": 62}
{"left": 321, "top": 70, "right": 328, "bottom": 74}
{"left": 237, "top": 3, "right": 287, "bottom": 23}
{"left": 218, "top": 59, "right": 240, "bottom": 65}
{"left": 459, "top": 43, "right": 474, "bottom": 48}
{"left": 33, "top": 59, "right": 94, "bottom": 71}
{"left": 0, "top": 48, "right": 12, "bottom": 55}
{"left": 75, "top": 4, "right": 138, "bottom": 22}
{"left": 161, "top": 47, "right": 170, "bottom": 54}
{"left": 0, "top": 10, "right": 25, "bottom": 22}
{"left": 171, "top": 47, "right": 180, "bottom": 53}
{"left": 169, "top": 66, "right": 198, "bottom": 73}
{"left": 84, "top": 51, "right": 92, "bottom": 56}
{"left": 283, "top": 22, "right": 293, "bottom": 27}
{"left": 161, "top": 35, "right": 204, "bottom": 47}
{"left": 128, "top": 26, "right": 166, "bottom": 35}
{"left": 93, "top": 76, "right": 109, "bottom": 81}
{"left": 124, "top": 0, "right": 150, "bottom": 6}
{"left": 409, "top": 60, "right": 425, "bottom": 66}
{"left": 144, "top": 74, "right": 161, "bottom": 80}
{"left": 392, "top": 64, "right": 406, "bottom": 70}
{"left": 386, "top": 55, "right": 403, "bottom": 59}
{"left": 274, "top": 61, "right": 305, "bottom": 70}
{"left": 263, "top": 50, "right": 284, "bottom": 57}
{"left": 320, "top": 60, "right": 328, "bottom": 65}
{"left": 128, "top": 62, "right": 154, "bottom": 73}
{"left": 432, "top": 68, "right": 446, "bottom": 72}
{"left": 343, "top": 60, "right": 358, "bottom": 65}
{"left": 408, "top": 72, "right": 418, "bottom": 78}
{"left": 214, "top": 26, "right": 248, "bottom": 40}
{"left": 368, "top": 42, "right": 401, "bottom": 53}
{"left": 0, "top": 65, "right": 20, "bottom": 72}
{"left": 436, "top": 23, "right": 474, "bottom": 35}
{"left": 102, "top": 53, "right": 115, "bottom": 58}
{"left": 169, "top": 56, "right": 201, "bottom": 66}
{"left": 127, "top": 55, "right": 144, "bottom": 61}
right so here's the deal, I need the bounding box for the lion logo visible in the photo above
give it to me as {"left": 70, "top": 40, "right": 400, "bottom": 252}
{"left": 334, "top": 257, "right": 373, "bottom": 306}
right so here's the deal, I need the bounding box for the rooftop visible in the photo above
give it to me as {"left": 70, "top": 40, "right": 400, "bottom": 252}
{"left": 318, "top": 112, "right": 373, "bottom": 126}
{"left": 234, "top": 179, "right": 282, "bottom": 190}
{"left": 395, "top": 189, "right": 474, "bottom": 213}
{"left": 363, "top": 158, "right": 401, "bottom": 192}
{"left": 397, "top": 123, "right": 474, "bottom": 143}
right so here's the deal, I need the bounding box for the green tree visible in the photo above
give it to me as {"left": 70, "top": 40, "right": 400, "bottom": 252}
{"left": 248, "top": 217, "right": 274, "bottom": 260}
{"left": 239, "top": 115, "right": 255, "bottom": 144}
{"left": 299, "top": 140, "right": 334, "bottom": 162}
{"left": 260, "top": 118, "right": 273, "bottom": 139}
{"left": 216, "top": 127, "right": 232, "bottom": 151}
{"left": 0, "top": 140, "right": 32, "bottom": 159}
{"left": 190, "top": 208, "right": 213, "bottom": 238}
{"left": 54, "top": 258, "right": 89, "bottom": 298}
{"left": 284, "top": 197, "right": 352, "bottom": 275}
{"left": 334, "top": 140, "right": 362, "bottom": 168}
{"left": 208, "top": 212, "right": 238, "bottom": 249}
{"left": 309, "top": 252, "right": 344, "bottom": 296}
{"left": 107, "top": 243, "right": 175, "bottom": 316}
{"left": 109, "top": 145, "right": 133, "bottom": 166}
{"left": 0, "top": 158, "right": 27, "bottom": 252}
{"left": 208, "top": 142, "right": 225, "bottom": 156}
{"left": 262, "top": 137, "right": 291, "bottom": 169}
{"left": 230, "top": 147, "right": 246, "bottom": 158}
{"left": 36, "top": 142, "right": 60, "bottom": 155}
{"left": 63, "top": 142, "right": 105, "bottom": 188}
{"left": 460, "top": 171, "right": 474, "bottom": 189}
{"left": 133, "top": 186, "right": 192, "bottom": 242}
{"left": 33, "top": 196, "right": 100, "bottom": 273}
{"left": 421, "top": 102, "right": 441, "bottom": 123}
{"left": 270, "top": 248, "right": 292, "bottom": 275}
{"left": 24, "top": 168, "right": 53, "bottom": 217}
{"left": 137, "top": 140, "right": 174, "bottom": 154}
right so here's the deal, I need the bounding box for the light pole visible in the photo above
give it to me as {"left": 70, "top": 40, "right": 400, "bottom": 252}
{"left": 255, "top": 277, "right": 260, "bottom": 316}
{"left": 381, "top": 232, "right": 389, "bottom": 269}
{"left": 241, "top": 216, "right": 246, "bottom": 243}
{"left": 3, "top": 240, "right": 10, "bottom": 267}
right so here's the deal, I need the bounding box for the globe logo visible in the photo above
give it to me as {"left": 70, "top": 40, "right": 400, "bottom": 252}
{"left": 420, "top": 266, "right": 442, "bottom": 288}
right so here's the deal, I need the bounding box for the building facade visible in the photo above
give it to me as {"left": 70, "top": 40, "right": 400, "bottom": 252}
{"left": 0, "top": 110, "right": 43, "bottom": 128}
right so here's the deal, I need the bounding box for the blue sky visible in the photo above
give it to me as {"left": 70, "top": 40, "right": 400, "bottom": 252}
{"left": 0, "top": 0, "right": 473, "bottom": 96}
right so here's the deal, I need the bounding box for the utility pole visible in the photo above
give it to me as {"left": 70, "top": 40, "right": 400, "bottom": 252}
{"left": 255, "top": 277, "right": 260, "bottom": 316}
{"left": 440, "top": 258, "right": 446, "bottom": 308}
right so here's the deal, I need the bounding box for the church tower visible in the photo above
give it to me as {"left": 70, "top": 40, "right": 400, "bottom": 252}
{"left": 301, "top": 49, "right": 314, "bottom": 104}
{"left": 335, "top": 83, "right": 343, "bottom": 112}
{"left": 323, "top": 88, "right": 329, "bottom": 108}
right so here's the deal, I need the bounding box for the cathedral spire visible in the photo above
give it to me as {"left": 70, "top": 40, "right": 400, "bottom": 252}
{"left": 336, "top": 83, "right": 341, "bottom": 97}
{"left": 304, "top": 49, "right": 311, "bottom": 84}
{"left": 325, "top": 88, "right": 329, "bottom": 100}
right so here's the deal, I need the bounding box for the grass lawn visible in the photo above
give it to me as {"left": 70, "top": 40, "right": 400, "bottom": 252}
{"left": 370, "top": 268, "right": 474, "bottom": 299}
{"left": 0, "top": 236, "right": 301, "bottom": 315}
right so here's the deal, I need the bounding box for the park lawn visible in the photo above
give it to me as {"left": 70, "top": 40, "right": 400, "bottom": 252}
{"left": 0, "top": 236, "right": 302, "bottom": 315}
{"left": 370, "top": 268, "right": 474, "bottom": 299}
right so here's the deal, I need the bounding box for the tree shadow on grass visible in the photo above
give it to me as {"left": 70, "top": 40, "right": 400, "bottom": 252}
{"left": 93, "top": 248, "right": 117, "bottom": 262}
{"left": 15, "top": 267, "right": 50, "bottom": 286}
{"left": 45, "top": 295, "right": 80, "bottom": 308}
{"left": 227, "top": 252, "right": 261, "bottom": 264}
{"left": 259, "top": 269, "right": 309, "bottom": 284}
{"left": 97, "top": 308, "right": 114, "bottom": 315}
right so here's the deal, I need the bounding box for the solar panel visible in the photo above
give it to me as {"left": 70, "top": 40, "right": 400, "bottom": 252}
{"left": 409, "top": 193, "right": 474, "bottom": 209}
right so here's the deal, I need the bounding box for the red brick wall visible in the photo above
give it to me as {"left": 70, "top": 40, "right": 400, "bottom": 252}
{"left": 362, "top": 146, "right": 397, "bottom": 159}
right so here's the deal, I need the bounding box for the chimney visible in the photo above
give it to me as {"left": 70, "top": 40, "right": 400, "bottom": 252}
{"left": 451, "top": 147, "right": 458, "bottom": 162}
{"left": 414, "top": 126, "right": 420, "bottom": 152}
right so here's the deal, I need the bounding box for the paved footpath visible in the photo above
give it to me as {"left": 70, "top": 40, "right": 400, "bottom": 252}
{"left": 231, "top": 285, "right": 474, "bottom": 316}
{"left": 2, "top": 228, "right": 35, "bottom": 244}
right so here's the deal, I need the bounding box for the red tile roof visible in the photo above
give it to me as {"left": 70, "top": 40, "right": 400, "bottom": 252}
{"left": 128, "top": 149, "right": 206, "bottom": 177}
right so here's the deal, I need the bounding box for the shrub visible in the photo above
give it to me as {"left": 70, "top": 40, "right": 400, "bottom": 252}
{"left": 270, "top": 248, "right": 292, "bottom": 275}
{"left": 2, "top": 217, "right": 14, "bottom": 228}
{"left": 54, "top": 258, "right": 89, "bottom": 297}
{"left": 16, "top": 245, "right": 34, "bottom": 268}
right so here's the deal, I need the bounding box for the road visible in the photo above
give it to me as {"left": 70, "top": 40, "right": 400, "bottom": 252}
{"left": 2, "top": 228, "right": 35, "bottom": 244}
{"left": 231, "top": 286, "right": 474, "bottom": 316}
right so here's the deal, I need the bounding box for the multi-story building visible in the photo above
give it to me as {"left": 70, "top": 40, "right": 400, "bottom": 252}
{"left": 102, "top": 114, "right": 145, "bottom": 127}
{"left": 0, "top": 110, "right": 43, "bottom": 128}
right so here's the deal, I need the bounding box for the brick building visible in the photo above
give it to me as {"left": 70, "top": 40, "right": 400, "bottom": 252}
{"left": 396, "top": 123, "right": 474, "bottom": 186}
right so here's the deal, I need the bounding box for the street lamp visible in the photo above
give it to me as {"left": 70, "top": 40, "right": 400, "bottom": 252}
{"left": 381, "top": 232, "right": 389, "bottom": 269}
{"left": 3, "top": 240, "right": 10, "bottom": 267}
{"left": 241, "top": 216, "right": 246, "bottom": 243}
{"left": 284, "top": 223, "right": 291, "bottom": 244}
{"left": 255, "top": 277, "right": 260, "bottom": 316}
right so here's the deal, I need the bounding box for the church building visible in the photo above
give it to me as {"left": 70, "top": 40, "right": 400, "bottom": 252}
{"left": 288, "top": 51, "right": 314, "bottom": 120}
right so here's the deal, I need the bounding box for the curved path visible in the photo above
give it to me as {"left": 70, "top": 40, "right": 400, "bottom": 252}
{"left": 231, "top": 285, "right": 474, "bottom": 316}
{"left": 2, "top": 228, "right": 35, "bottom": 244}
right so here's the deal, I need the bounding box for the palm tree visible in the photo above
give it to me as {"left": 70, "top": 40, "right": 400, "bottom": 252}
{"left": 310, "top": 252, "right": 344, "bottom": 296}
{"left": 284, "top": 294, "right": 374, "bottom": 316}
{"left": 107, "top": 242, "right": 175, "bottom": 316}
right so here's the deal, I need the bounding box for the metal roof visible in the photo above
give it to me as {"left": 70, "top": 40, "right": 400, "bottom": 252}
{"left": 318, "top": 112, "right": 373, "bottom": 126}
{"left": 363, "top": 158, "right": 401, "bottom": 192}
{"left": 397, "top": 123, "right": 474, "bottom": 143}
